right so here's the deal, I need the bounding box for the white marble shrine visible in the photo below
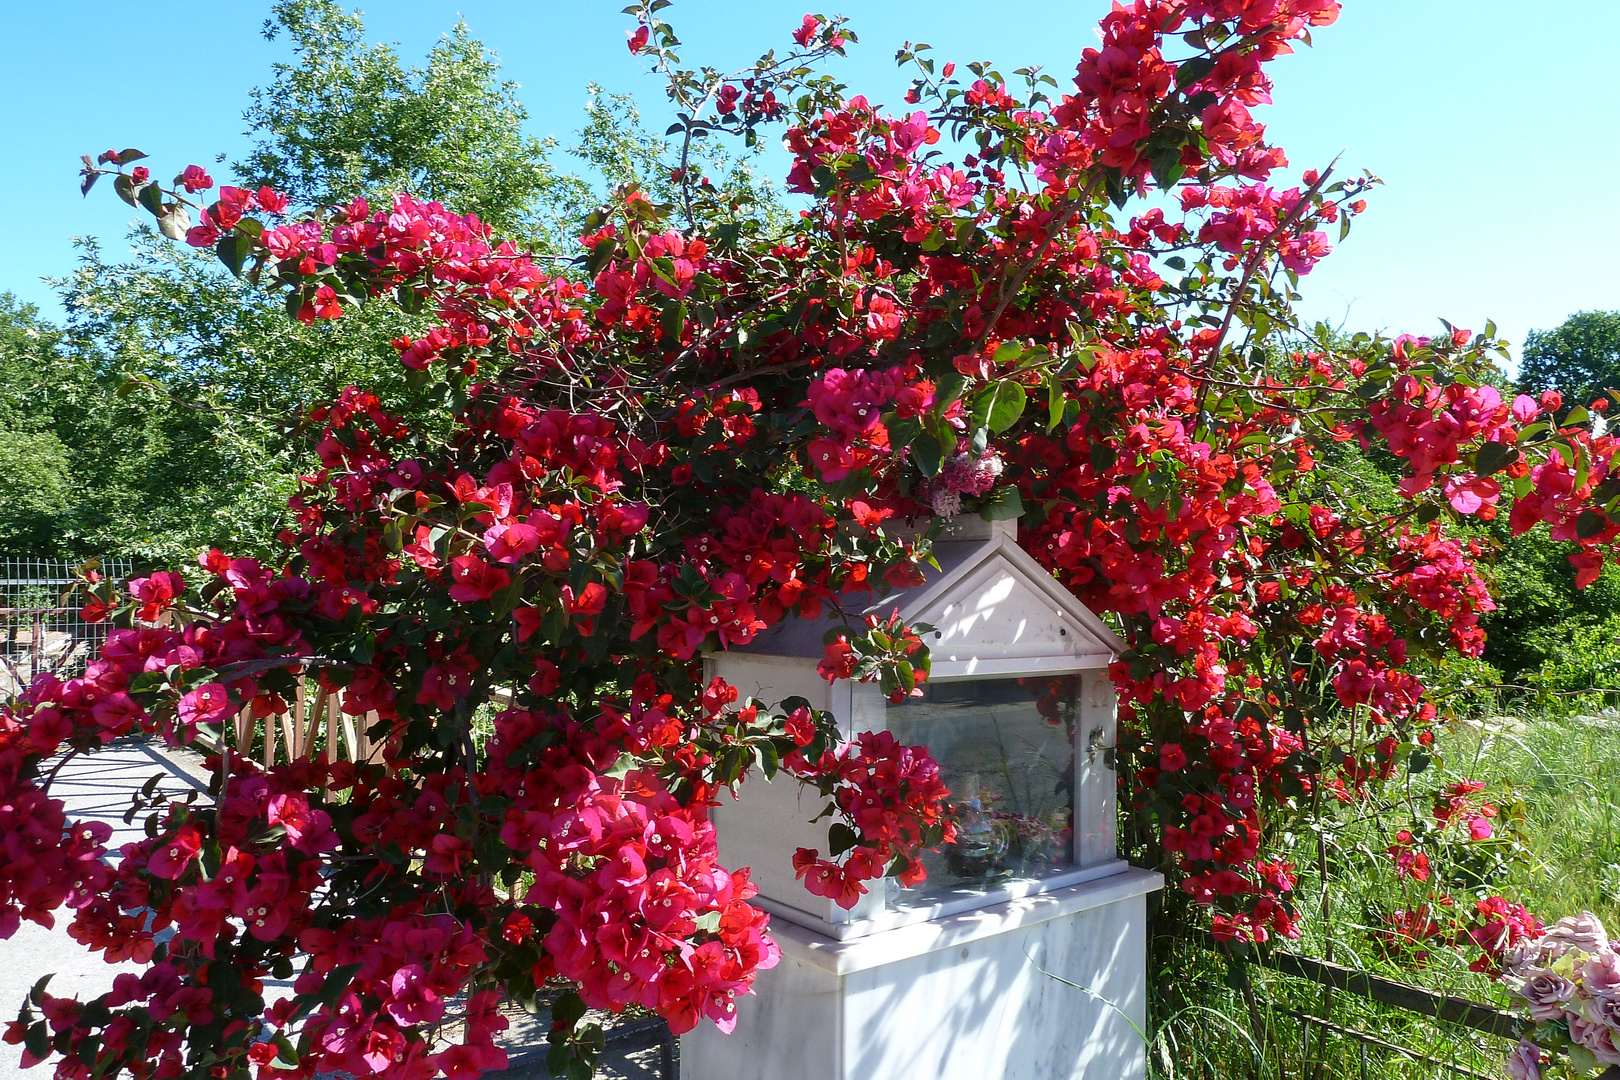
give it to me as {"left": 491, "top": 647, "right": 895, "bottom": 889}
{"left": 682, "top": 517, "right": 1162, "bottom": 1080}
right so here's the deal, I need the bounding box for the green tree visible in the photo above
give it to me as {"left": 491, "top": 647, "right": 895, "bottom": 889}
{"left": 1484, "top": 516, "right": 1620, "bottom": 683}
{"left": 4, "top": 1, "right": 789, "bottom": 566}
{"left": 0, "top": 295, "right": 78, "bottom": 555}
{"left": 40, "top": 234, "right": 440, "bottom": 566}
{"left": 0, "top": 1, "right": 580, "bottom": 565}
{"left": 239, "top": 0, "right": 586, "bottom": 245}
{"left": 572, "top": 85, "right": 791, "bottom": 235}
{"left": 1516, "top": 309, "right": 1620, "bottom": 411}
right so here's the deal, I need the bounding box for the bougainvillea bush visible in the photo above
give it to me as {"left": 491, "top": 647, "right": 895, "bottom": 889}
{"left": 6, "top": 1, "right": 1620, "bottom": 1077}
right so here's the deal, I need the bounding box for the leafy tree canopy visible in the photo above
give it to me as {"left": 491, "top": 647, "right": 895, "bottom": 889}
{"left": 0, "top": 1, "right": 634, "bottom": 565}
{"left": 1516, "top": 309, "right": 1620, "bottom": 413}
{"left": 239, "top": 0, "right": 583, "bottom": 245}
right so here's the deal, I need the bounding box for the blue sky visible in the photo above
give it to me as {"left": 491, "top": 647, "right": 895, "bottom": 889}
{"left": 4, "top": 1, "right": 1617, "bottom": 366}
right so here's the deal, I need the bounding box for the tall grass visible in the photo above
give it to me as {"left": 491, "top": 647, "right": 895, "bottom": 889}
{"left": 1452, "top": 712, "right": 1620, "bottom": 929}
{"left": 1145, "top": 707, "right": 1620, "bottom": 1080}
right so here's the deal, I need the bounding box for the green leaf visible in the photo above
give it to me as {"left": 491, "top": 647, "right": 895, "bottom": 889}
{"left": 585, "top": 237, "right": 617, "bottom": 275}
{"left": 828, "top": 822, "right": 859, "bottom": 856}
{"left": 216, "top": 235, "right": 248, "bottom": 277}
{"left": 887, "top": 417, "right": 920, "bottom": 451}
{"left": 269, "top": 1034, "right": 300, "bottom": 1070}
{"left": 491, "top": 573, "right": 524, "bottom": 619}
{"left": 932, "top": 370, "right": 966, "bottom": 413}
{"left": 156, "top": 205, "right": 192, "bottom": 242}
{"left": 1354, "top": 378, "right": 1388, "bottom": 401}
{"left": 24, "top": 1022, "right": 48, "bottom": 1064}
{"left": 137, "top": 183, "right": 164, "bottom": 218}
{"left": 979, "top": 487, "right": 1024, "bottom": 521}
{"left": 661, "top": 301, "right": 686, "bottom": 340}
{"left": 923, "top": 409, "right": 957, "bottom": 453}
{"left": 971, "top": 381, "right": 1027, "bottom": 434}
{"left": 1175, "top": 56, "right": 1214, "bottom": 90}
{"left": 1150, "top": 150, "right": 1184, "bottom": 190}
{"left": 913, "top": 432, "right": 944, "bottom": 477}
{"left": 1577, "top": 509, "right": 1609, "bottom": 539}
{"left": 754, "top": 739, "right": 780, "bottom": 779}
{"left": 1046, "top": 374, "right": 1064, "bottom": 432}
{"left": 992, "top": 340, "right": 1023, "bottom": 366}
{"left": 1474, "top": 440, "right": 1515, "bottom": 476}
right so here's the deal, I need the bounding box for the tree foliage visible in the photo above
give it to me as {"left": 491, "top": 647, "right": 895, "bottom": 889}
{"left": 240, "top": 0, "right": 580, "bottom": 245}
{"left": 1517, "top": 309, "right": 1620, "bottom": 415}
{"left": 0, "top": 1, "right": 593, "bottom": 564}
{"left": 57, "top": 234, "right": 437, "bottom": 565}
{"left": 0, "top": 295, "right": 76, "bottom": 555}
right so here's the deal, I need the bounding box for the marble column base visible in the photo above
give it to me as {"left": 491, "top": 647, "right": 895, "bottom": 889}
{"left": 681, "top": 868, "right": 1162, "bottom": 1080}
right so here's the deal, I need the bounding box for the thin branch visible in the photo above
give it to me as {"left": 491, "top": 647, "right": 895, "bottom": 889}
{"left": 1193, "top": 158, "right": 1340, "bottom": 417}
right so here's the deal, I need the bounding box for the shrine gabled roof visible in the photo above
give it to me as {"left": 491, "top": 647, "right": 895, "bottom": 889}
{"left": 729, "top": 520, "right": 1123, "bottom": 678}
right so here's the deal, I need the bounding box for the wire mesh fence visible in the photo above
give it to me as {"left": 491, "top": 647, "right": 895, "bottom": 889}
{"left": 1, "top": 556, "right": 133, "bottom": 695}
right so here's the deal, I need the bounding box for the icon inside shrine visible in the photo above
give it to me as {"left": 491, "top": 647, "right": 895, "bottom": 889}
{"left": 887, "top": 675, "right": 1082, "bottom": 900}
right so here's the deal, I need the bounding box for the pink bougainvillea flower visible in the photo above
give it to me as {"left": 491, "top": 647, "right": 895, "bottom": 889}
{"left": 148, "top": 825, "right": 203, "bottom": 880}
{"left": 177, "top": 683, "right": 233, "bottom": 731}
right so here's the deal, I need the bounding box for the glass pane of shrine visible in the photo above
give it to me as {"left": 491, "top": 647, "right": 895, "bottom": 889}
{"left": 884, "top": 674, "right": 1081, "bottom": 908}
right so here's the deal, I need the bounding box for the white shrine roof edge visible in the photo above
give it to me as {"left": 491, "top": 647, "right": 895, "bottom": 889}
{"left": 716, "top": 527, "right": 1125, "bottom": 660}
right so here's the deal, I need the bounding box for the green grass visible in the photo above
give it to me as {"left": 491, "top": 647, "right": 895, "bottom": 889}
{"left": 1453, "top": 712, "right": 1620, "bottom": 928}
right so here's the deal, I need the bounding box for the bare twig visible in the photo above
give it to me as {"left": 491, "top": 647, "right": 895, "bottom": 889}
{"left": 1193, "top": 159, "right": 1340, "bottom": 418}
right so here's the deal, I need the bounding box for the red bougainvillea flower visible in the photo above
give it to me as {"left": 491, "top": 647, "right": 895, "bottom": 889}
{"left": 176, "top": 683, "right": 233, "bottom": 731}
{"left": 179, "top": 164, "right": 213, "bottom": 192}
{"left": 447, "top": 555, "right": 510, "bottom": 602}
{"left": 147, "top": 825, "right": 203, "bottom": 879}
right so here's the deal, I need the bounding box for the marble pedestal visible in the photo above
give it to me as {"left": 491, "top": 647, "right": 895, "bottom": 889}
{"left": 680, "top": 868, "right": 1162, "bottom": 1080}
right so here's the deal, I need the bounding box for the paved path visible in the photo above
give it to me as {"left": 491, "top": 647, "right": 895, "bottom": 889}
{"left": 2, "top": 740, "right": 209, "bottom": 1080}
{"left": 0, "top": 742, "right": 670, "bottom": 1080}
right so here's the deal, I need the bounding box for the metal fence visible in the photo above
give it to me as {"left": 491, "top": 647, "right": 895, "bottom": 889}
{"left": 1, "top": 556, "right": 133, "bottom": 695}
{"left": 1225, "top": 943, "right": 1620, "bottom": 1080}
